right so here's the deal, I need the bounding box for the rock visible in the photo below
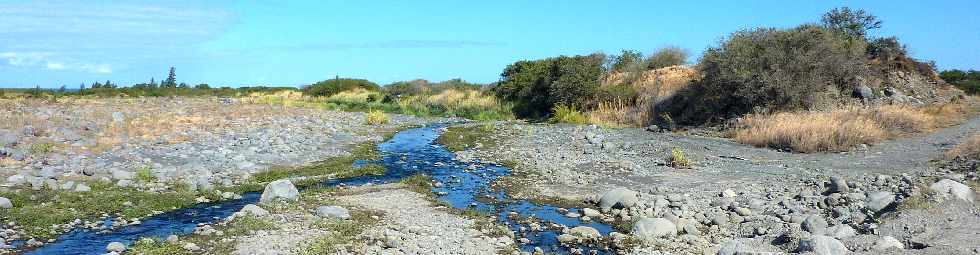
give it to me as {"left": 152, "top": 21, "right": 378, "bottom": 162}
{"left": 854, "top": 84, "right": 875, "bottom": 101}
{"left": 598, "top": 188, "right": 638, "bottom": 211}
{"left": 568, "top": 226, "right": 601, "bottom": 239}
{"left": 829, "top": 176, "right": 849, "bottom": 193}
{"left": 721, "top": 189, "right": 737, "bottom": 198}
{"left": 115, "top": 179, "right": 132, "bottom": 188}
{"left": 556, "top": 234, "right": 577, "bottom": 243}
{"left": 5, "top": 174, "right": 26, "bottom": 186}
{"left": 582, "top": 208, "right": 601, "bottom": 217}
{"left": 0, "top": 197, "right": 11, "bottom": 209}
{"left": 632, "top": 218, "right": 676, "bottom": 240}
{"left": 182, "top": 242, "right": 200, "bottom": 251}
{"left": 802, "top": 215, "right": 828, "bottom": 235}
{"left": 872, "top": 236, "right": 904, "bottom": 250}
{"left": 717, "top": 238, "right": 780, "bottom": 255}
{"left": 239, "top": 204, "right": 269, "bottom": 217}
{"left": 866, "top": 191, "right": 895, "bottom": 213}
{"left": 259, "top": 179, "right": 299, "bottom": 204}
{"left": 929, "top": 179, "right": 975, "bottom": 203}
{"left": 734, "top": 207, "right": 751, "bottom": 216}
{"left": 0, "top": 129, "right": 17, "bottom": 147}
{"left": 111, "top": 112, "right": 125, "bottom": 122}
{"left": 798, "top": 235, "right": 848, "bottom": 255}
{"left": 166, "top": 235, "right": 179, "bottom": 244}
{"left": 106, "top": 241, "right": 126, "bottom": 252}
{"left": 828, "top": 225, "right": 856, "bottom": 239}
{"left": 111, "top": 169, "right": 134, "bottom": 180}
{"left": 316, "top": 206, "right": 351, "bottom": 220}
{"left": 73, "top": 183, "right": 91, "bottom": 192}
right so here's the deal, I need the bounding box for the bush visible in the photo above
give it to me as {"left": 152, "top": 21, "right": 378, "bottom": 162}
{"left": 611, "top": 50, "right": 644, "bottom": 72}
{"left": 495, "top": 53, "right": 605, "bottom": 118}
{"left": 365, "top": 110, "right": 389, "bottom": 125}
{"left": 671, "top": 25, "right": 867, "bottom": 124}
{"left": 941, "top": 69, "right": 980, "bottom": 95}
{"left": 667, "top": 148, "right": 691, "bottom": 168}
{"left": 549, "top": 105, "right": 588, "bottom": 124}
{"left": 646, "top": 47, "right": 688, "bottom": 69}
{"left": 303, "top": 78, "right": 380, "bottom": 97}
{"left": 945, "top": 134, "right": 980, "bottom": 160}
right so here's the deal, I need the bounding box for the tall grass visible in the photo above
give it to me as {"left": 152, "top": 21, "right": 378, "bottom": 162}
{"left": 549, "top": 105, "right": 588, "bottom": 124}
{"left": 733, "top": 105, "right": 948, "bottom": 152}
{"left": 945, "top": 133, "right": 980, "bottom": 160}
{"left": 242, "top": 89, "right": 512, "bottom": 120}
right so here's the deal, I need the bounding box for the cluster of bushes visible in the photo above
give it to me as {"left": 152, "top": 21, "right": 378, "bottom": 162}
{"left": 667, "top": 7, "right": 941, "bottom": 125}
{"left": 302, "top": 78, "right": 381, "bottom": 97}
{"left": 941, "top": 69, "right": 980, "bottom": 94}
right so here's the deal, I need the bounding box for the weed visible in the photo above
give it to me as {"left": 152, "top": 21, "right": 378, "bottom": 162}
{"left": 302, "top": 210, "right": 380, "bottom": 255}
{"left": 28, "top": 142, "right": 55, "bottom": 155}
{"left": 435, "top": 125, "right": 498, "bottom": 152}
{"left": 136, "top": 166, "right": 155, "bottom": 183}
{"left": 400, "top": 174, "right": 434, "bottom": 195}
{"left": 550, "top": 105, "right": 588, "bottom": 125}
{"left": 365, "top": 110, "right": 389, "bottom": 125}
{"left": 667, "top": 148, "right": 691, "bottom": 168}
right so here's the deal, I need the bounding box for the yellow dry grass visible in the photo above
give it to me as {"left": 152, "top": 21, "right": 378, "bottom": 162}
{"left": 733, "top": 104, "right": 953, "bottom": 152}
{"left": 945, "top": 133, "right": 980, "bottom": 160}
{"left": 593, "top": 66, "right": 697, "bottom": 127}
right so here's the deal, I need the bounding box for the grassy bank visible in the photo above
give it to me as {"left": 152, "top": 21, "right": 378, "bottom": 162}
{"left": 434, "top": 124, "right": 500, "bottom": 152}
{"left": 241, "top": 89, "right": 513, "bottom": 121}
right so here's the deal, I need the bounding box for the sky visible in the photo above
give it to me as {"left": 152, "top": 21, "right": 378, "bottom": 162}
{"left": 1, "top": 0, "right": 978, "bottom": 88}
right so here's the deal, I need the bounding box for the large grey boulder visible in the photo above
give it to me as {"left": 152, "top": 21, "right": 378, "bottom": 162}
{"left": 316, "top": 206, "right": 350, "bottom": 220}
{"left": 106, "top": 241, "right": 127, "bottom": 252}
{"left": 866, "top": 191, "right": 895, "bottom": 213}
{"left": 929, "top": 179, "right": 975, "bottom": 203}
{"left": 872, "top": 235, "right": 904, "bottom": 251}
{"left": 259, "top": 179, "right": 299, "bottom": 204}
{"left": 802, "top": 215, "right": 828, "bottom": 235}
{"left": 632, "top": 217, "right": 676, "bottom": 240}
{"left": 829, "top": 176, "right": 849, "bottom": 193}
{"left": 568, "top": 226, "right": 601, "bottom": 240}
{"left": 239, "top": 204, "right": 269, "bottom": 217}
{"left": 0, "top": 129, "right": 18, "bottom": 147}
{"left": 798, "top": 235, "right": 848, "bottom": 255}
{"left": 0, "top": 197, "right": 11, "bottom": 209}
{"left": 598, "top": 187, "right": 638, "bottom": 211}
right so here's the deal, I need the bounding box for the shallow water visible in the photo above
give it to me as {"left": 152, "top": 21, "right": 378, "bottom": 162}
{"left": 24, "top": 124, "right": 614, "bottom": 254}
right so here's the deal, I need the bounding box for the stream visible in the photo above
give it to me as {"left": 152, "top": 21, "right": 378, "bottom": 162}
{"left": 23, "top": 124, "right": 615, "bottom": 254}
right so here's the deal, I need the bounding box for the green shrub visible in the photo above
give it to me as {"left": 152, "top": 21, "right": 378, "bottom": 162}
{"left": 598, "top": 84, "right": 638, "bottom": 103}
{"left": 303, "top": 78, "right": 380, "bottom": 97}
{"left": 646, "top": 47, "right": 688, "bottom": 69}
{"left": 670, "top": 24, "right": 867, "bottom": 124}
{"left": 549, "top": 105, "right": 588, "bottom": 124}
{"left": 611, "top": 50, "right": 644, "bottom": 72}
{"left": 941, "top": 69, "right": 980, "bottom": 95}
{"left": 365, "top": 110, "right": 389, "bottom": 125}
{"left": 495, "top": 53, "right": 605, "bottom": 118}
{"left": 667, "top": 148, "right": 691, "bottom": 168}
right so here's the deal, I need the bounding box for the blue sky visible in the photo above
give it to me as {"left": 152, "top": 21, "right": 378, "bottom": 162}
{"left": 1, "top": 0, "right": 978, "bottom": 88}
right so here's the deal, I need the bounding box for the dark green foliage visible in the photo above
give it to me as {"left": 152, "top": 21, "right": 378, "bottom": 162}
{"left": 941, "top": 69, "right": 980, "bottom": 95}
{"left": 670, "top": 25, "right": 867, "bottom": 124}
{"left": 598, "top": 83, "right": 638, "bottom": 103}
{"left": 162, "top": 67, "right": 177, "bottom": 88}
{"left": 611, "top": 50, "right": 644, "bottom": 72}
{"left": 646, "top": 47, "right": 688, "bottom": 69}
{"left": 303, "top": 78, "right": 380, "bottom": 97}
{"left": 383, "top": 78, "right": 484, "bottom": 97}
{"left": 821, "top": 7, "right": 881, "bottom": 39}
{"left": 494, "top": 53, "right": 606, "bottom": 118}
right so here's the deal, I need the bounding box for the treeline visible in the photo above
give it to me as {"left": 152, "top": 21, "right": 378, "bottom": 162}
{"left": 941, "top": 69, "right": 980, "bottom": 95}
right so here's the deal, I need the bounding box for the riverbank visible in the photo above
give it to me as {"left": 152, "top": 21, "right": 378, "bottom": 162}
{"left": 442, "top": 121, "right": 980, "bottom": 254}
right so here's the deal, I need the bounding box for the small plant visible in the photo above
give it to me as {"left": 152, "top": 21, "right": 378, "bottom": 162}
{"left": 549, "top": 105, "right": 588, "bottom": 124}
{"left": 667, "top": 148, "right": 691, "bottom": 168}
{"left": 365, "top": 110, "right": 389, "bottom": 125}
{"left": 136, "top": 166, "right": 156, "bottom": 183}
{"left": 28, "top": 142, "right": 55, "bottom": 155}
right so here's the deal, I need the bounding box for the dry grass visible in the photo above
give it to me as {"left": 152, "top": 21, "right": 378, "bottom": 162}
{"left": 945, "top": 133, "right": 980, "bottom": 160}
{"left": 734, "top": 104, "right": 958, "bottom": 153}
{"left": 592, "top": 66, "right": 697, "bottom": 127}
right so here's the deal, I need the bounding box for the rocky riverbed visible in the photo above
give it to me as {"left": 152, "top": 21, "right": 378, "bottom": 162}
{"left": 450, "top": 121, "right": 980, "bottom": 254}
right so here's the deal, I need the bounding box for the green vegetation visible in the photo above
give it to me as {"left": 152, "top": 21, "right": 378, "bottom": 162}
{"left": 129, "top": 214, "right": 278, "bottom": 255}
{"left": 0, "top": 182, "right": 204, "bottom": 240}
{"left": 435, "top": 124, "right": 498, "bottom": 152}
{"left": 28, "top": 142, "right": 56, "bottom": 155}
{"left": 136, "top": 166, "right": 156, "bottom": 183}
{"left": 645, "top": 47, "right": 688, "bottom": 70}
{"left": 365, "top": 110, "right": 389, "bottom": 125}
{"left": 941, "top": 69, "right": 980, "bottom": 95}
{"left": 667, "top": 148, "right": 691, "bottom": 168}
{"left": 246, "top": 142, "right": 385, "bottom": 190}
{"left": 303, "top": 77, "right": 381, "bottom": 97}
{"left": 400, "top": 174, "right": 434, "bottom": 194}
{"left": 494, "top": 53, "right": 605, "bottom": 118}
{"left": 302, "top": 210, "right": 380, "bottom": 255}
{"left": 549, "top": 105, "right": 588, "bottom": 124}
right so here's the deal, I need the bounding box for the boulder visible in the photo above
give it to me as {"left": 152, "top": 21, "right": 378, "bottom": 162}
{"left": 718, "top": 238, "right": 781, "bottom": 255}
{"left": 259, "top": 179, "right": 299, "bottom": 204}
{"left": 802, "top": 215, "right": 828, "bottom": 235}
{"left": 829, "top": 176, "right": 849, "bottom": 193}
{"left": 111, "top": 169, "right": 134, "bottom": 180}
{"left": 111, "top": 112, "right": 125, "bottom": 123}
{"left": 866, "top": 191, "right": 895, "bottom": 213}
{"left": 929, "top": 179, "right": 975, "bottom": 203}
{"left": 106, "top": 241, "right": 127, "bottom": 252}
{"left": 316, "top": 206, "right": 350, "bottom": 220}
{"left": 798, "top": 235, "right": 848, "bottom": 255}
{"left": 568, "top": 226, "right": 601, "bottom": 239}
{"left": 0, "top": 129, "right": 18, "bottom": 147}
{"left": 0, "top": 197, "right": 11, "bottom": 209}
{"left": 872, "top": 235, "right": 904, "bottom": 250}
{"left": 582, "top": 207, "right": 601, "bottom": 217}
{"left": 239, "top": 204, "right": 269, "bottom": 217}
{"left": 632, "top": 218, "right": 676, "bottom": 240}
{"left": 598, "top": 188, "right": 638, "bottom": 211}
{"left": 827, "top": 225, "right": 856, "bottom": 239}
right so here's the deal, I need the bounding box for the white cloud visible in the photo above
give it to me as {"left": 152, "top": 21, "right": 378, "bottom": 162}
{"left": 1, "top": 51, "right": 112, "bottom": 74}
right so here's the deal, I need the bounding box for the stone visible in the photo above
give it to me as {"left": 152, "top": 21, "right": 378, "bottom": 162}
{"left": 929, "top": 179, "right": 975, "bottom": 203}
{"left": 0, "top": 129, "right": 17, "bottom": 147}
{"left": 866, "top": 191, "right": 895, "bottom": 213}
{"left": 829, "top": 176, "right": 849, "bottom": 193}
{"left": 166, "top": 235, "right": 179, "bottom": 244}
{"left": 106, "top": 241, "right": 127, "bottom": 252}
{"left": 111, "top": 112, "right": 125, "bottom": 122}
{"left": 239, "top": 204, "right": 269, "bottom": 217}
{"left": 721, "top": 189, "right": 737, "bottom": 198}
{"left": 182, "top": 242, "right": 200, "bottom": 251}
{"left": 717, "top": 238, "right": 780, "bottom": 255}
{"left": 854, "top": 84, "right": 875, "bottom": 101}
{"left": 316, "top": 206, "right": 351, "bottom": 220}
{"left": 582, "top": 208, "right": 601, "bottom": 217}
{"left": 802, "top": 215, "right": 828, "bottom": 235}
{"left": 6, "top": 174, "right": 26, "bottom": 186}
{"left": 798, "top": 235, "right": 848, "bottom": 255}
{"left": 872, "top": 235, "right": 904, "bottom": 250}
{"left": 0, "top": 197, "right": 11, "bottom": 209}
{"left": 116, "top": 179, "right": 132, "bottom": 188}
{"left": 568, "top": 226, "right": 601, "bottom": 239}
{"left": 74, "top": 183, "right": 92, "bottom": 192}
{"left": 556, "top": 234, "right": 577, "bottom": 243}
{"left": 828, "top": 225, "right": 856, "bottom": 239}
{"left": 598, "top": 188, "right": 638, "bottom": 211}
{"left": 734, "top": 207, "right": 751, "bottom": 216}
{"left": 631, "top": 218, "right": 676, "bottom": 240}
{"left": 259, "top": 179, "right": 299, "bottom": 204}
{"left": 111, "top": 169, "right": 134, "bottom": 180}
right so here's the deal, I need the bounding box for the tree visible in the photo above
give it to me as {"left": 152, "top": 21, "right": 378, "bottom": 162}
{"left": 495, "top": 53, "right": 606, "bottom": 118}
{"left": 178, "top": 82, "right": 189, "bottom": 89}
{"left": 303, "top": 78, "right": 380, "bottom": 97}
{"left": 611, "top": 50, "right": 643, "bottom": 72}
{"left": 195, "top": 83, "right": 211, "bottom": 90}
{"left": 58, "top": 85, "right": 66, "bottom": 93}
{"left": 163, "top": 67, "right": 177, "bottom": 88}
{"left": 821, "top": 7, "right": 881, "bottom": 39}
{"left": 646, "top": 47, "right": 688, "bottom": 69}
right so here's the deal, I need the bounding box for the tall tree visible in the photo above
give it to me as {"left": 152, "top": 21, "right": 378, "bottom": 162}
{"left": 163, "top": 67, "right": 177, "bottom": 88}
{"left": 821, "top": 7, "right": 881, "bottom": 39}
